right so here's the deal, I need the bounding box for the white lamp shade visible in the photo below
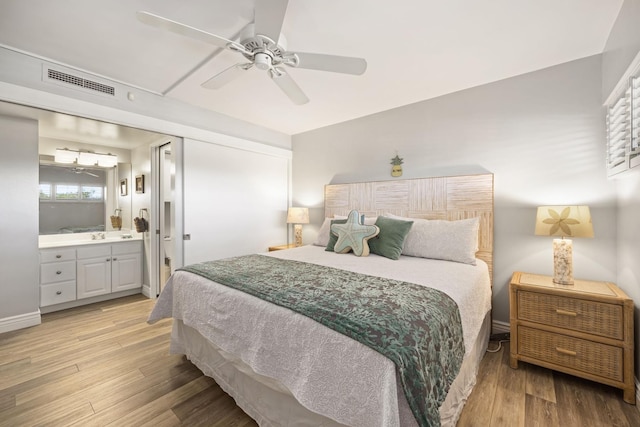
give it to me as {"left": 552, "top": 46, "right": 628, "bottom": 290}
{"left": 287, "top": 207, "right": 309, "bottom": 224}
{"left": 54, "top": 148, "right": 78, "bottom": 164}
{"left": 77, "top": 151, "right": 99, "bottom": 166}
{"left": 97, "top": 153, "right": 118, "bottom": 167}
{"left": 534, "top": 206, "right": 594, "bottom": 238}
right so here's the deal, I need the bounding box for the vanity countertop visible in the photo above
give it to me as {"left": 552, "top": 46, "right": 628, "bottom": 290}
{"left": 39, "top": 232, "right": 143, "bottom": 249}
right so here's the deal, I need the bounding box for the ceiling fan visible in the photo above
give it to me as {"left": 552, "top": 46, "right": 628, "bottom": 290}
{"left": 137, "top": 0, "right": 367, "bottom": 105}
{"left": 69, "top": 167, "right": 99, "bottom": 177}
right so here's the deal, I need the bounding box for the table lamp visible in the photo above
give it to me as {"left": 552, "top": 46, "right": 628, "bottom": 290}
{"left": 534, "top": 206, "right": 594, "bottom": 285}
{"left": 287, "top": 207, "right": 309, "bottom": 247}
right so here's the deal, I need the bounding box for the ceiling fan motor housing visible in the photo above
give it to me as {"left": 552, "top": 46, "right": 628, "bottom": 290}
{"left": 254, "top": 52, "right": 273, "bottom": 70}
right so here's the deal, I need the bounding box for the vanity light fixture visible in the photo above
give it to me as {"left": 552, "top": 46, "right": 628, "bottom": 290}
{"left": 54, "top": 148, "right": 118, "bottom": 168}
{"left": 54, "top": 148, "right": 78, "bottom": 164}
{"left": 97, "top": 153, "right": 118, "bottom": 167}
{"left": 78, "top": 151, "right": 99, "bottom": 166}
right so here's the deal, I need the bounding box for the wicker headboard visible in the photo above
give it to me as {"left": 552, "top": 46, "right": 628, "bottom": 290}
{"left": 324, "top": 173, "right": 494, "bottom": 281}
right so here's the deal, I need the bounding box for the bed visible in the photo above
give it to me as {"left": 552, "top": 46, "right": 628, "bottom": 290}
{"left": 149, "top": 173, "right": 494, "bottom": 427}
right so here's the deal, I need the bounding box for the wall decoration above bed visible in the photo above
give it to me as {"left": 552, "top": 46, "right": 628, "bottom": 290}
{"left": 324, "top": 173, "right": 494, "bottom": 279}
{"left": 390, "top": 154, "right": 404, "bottom": 177}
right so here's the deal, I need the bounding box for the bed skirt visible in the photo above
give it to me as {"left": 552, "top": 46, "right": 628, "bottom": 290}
{"left": 169, "top": 312, "right": 491, "bottom": 427}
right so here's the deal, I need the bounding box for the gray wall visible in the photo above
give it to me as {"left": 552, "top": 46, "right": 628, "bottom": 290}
{"left": 0, "top": 116, "right": 39, "bottom": 322}
{"left": 605, "top": 0, "right": 640, "bottom": 377}
{"left": 292, "top": 54, "right": 617, "bottom": 326}
{"left": 602, "top": 0, "right": 640, "bottom": 100}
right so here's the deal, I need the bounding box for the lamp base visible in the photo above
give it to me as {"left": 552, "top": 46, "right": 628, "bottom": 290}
{"left": 552, "top": 238, "right": 574, "bottom": 285}
{"left": 293, "top": 224, "right": 303, "bottom": 247}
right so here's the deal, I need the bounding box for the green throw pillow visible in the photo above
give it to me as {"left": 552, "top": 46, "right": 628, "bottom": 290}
{"left": 325, "top": 218, "right": 348, "bottom": 252}
{"left": 369, "top": 216, "right": 414, "bottom": 260}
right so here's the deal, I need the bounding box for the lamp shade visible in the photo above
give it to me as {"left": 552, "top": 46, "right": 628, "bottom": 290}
{"left": 287, "top": 207, "right": 309, "bottom": 224}
{"left": 534, "top": 206, "right": 594, "bottom": 238}
{"left": 77, "top": 151, "right": 99, "bottom": 166}
{"left": 54, "top": 148, "right": 78, "bottom": 164}
{"left": 97, "top": 153, "right": 118, "bottom": 167}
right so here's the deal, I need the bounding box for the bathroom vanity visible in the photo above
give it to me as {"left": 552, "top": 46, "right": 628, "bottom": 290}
{"left": 39, "top": 234, "right": 143, "bottom": 313}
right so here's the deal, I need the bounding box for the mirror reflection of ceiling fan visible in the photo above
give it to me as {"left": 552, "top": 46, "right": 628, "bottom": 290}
{"left": 69, "top": 167, "right": 99, "bottom": 177}
{"left": 137, "top": 0, "right": 367, "bottom": 105}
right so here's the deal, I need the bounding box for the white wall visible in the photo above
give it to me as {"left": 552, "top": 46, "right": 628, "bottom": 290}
{"left": 0, "top": 116, "right": 40, "bottom": 330}
{"left": 182, "top": 138, "right": 290, "bottom": 264}
{"left": 604, "top": 0, "right": 640, "bottom": 377}
{"left": 292, "top": 54, "right": 616, "bottom": 326}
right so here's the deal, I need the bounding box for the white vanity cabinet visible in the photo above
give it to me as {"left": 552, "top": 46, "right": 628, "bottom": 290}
{"left": 39, "top": 248, "right": 77, "bottom": 307}
{"left": 77, "top": 241, "right": 142, "bottom": 299}
{"left": 39, "top": 240, "right": 143, "bottom": 311}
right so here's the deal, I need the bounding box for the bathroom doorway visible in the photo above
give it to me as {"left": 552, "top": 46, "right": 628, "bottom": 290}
{"left": 150, "top": 137, "right": 183, "bottom": 297}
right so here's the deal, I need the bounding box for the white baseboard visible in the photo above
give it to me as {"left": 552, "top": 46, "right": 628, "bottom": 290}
{"left": 141, "top": 284, "right": 153, "bottom": 299}
{"left": 636, "top": 378, "right": 640, "bottom": 413}
{"left": 40, "top": 289, "right": 142, "bottom": 314}
{"left": 491, "top": 319, "right": 510, "bottom": 335}
{"left": 0, "top": 310, "right": 41, "bottom": 334}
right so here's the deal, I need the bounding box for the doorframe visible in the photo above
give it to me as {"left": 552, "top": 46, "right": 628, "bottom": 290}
{"left": 149, "top": 136, "right": 184, "bottom": 298}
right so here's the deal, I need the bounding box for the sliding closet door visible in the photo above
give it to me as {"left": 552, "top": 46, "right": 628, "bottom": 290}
{"left": 182, "top": 138, "right": 289, "bottom": 265}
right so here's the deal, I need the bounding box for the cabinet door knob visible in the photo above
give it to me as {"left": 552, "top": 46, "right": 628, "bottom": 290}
{"left": 106, "top": 258, "right": 111, "bottom": 261}
{"left": 112, "top": 257, "right": 118, "bottom": 261}
{"left": 56, "top": 291, "right": 62, "bottom": 295}
{"left": 56, "top": 255, "right": 62, "bottom": 259}
{"left": 56, "top": 271, "right": 62, "bottom": 275}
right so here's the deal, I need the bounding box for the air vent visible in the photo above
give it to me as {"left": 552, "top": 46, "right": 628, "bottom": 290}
{"left": 46, "top": 68, "right": 115, "bottom": 96}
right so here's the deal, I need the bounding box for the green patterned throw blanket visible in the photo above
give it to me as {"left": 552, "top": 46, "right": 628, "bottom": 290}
{"left": 180, "top": 254, "right": 465, "bottom": 426}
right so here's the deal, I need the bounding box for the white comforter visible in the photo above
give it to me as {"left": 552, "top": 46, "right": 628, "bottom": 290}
{"left": 149, "top": 245, "right": 492, "bottom": 427}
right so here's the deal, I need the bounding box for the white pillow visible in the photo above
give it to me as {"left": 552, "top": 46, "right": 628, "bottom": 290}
{"left": 313, "top": 217, "right": 333, "bottom": 247}
{"left": 313, "top": 215, "right": 378, "bottom": 247}
{"left": 386, "top": 214, "right": 480, "bottom": 265}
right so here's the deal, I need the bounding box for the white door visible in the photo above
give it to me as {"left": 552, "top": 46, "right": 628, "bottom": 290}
{"left": 77, "top": 257, "right": 111, "bottom": 299}
{"left": 182, "top": 139, "right": 290, "bottom": 265}
{"left": 112, "top": 252, "right": 142, "bottom": 292}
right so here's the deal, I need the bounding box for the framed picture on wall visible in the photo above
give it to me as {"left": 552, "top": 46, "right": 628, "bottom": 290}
{"left": 135, "top": 175, "right": 145, "bottom": 193}
{"left": 120, "top": 178, "right": 128, "bottom": 196}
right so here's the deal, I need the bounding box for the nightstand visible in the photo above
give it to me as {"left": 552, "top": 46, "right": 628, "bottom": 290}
{"left": 509, "top": 271, "right": 635, "bottom": 404}
{"left": 268, "top": 243, "right": 297, "bottom": 251}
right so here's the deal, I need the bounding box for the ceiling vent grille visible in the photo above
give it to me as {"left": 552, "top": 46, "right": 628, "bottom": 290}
{"left": 47, "top": 68, "right": 115, "bottom": 96}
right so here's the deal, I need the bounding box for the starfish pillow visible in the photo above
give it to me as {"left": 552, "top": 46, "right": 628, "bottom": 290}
{"left": 331, "top": 210, "right": 380, "bottom": 256}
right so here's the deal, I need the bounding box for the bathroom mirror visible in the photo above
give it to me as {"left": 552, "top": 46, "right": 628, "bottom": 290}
{"left": 0, "top": 99, "right": 166, "bottom": 237}
{"left": 38, "top": 157, "right": 132, "bottom": 235}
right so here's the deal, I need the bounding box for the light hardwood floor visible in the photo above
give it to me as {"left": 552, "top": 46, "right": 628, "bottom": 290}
{"left": 1, "top": 295, "right": 638, "bottom": 426}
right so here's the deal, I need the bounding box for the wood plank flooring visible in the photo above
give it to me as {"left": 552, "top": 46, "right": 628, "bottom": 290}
{"left": 1, "top": 295, "right": 638, "bottom": 426}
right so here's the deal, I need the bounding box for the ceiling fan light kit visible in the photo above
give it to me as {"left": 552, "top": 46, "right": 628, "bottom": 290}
{"left": 137, "top": 0, "right": 367, "bottom": 104}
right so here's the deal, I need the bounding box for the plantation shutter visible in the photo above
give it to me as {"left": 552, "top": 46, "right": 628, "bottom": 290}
{"left": 606, "top": 90, "right": 629, "bottom": 174}
{"left": 606, "top": 67, "right": 640, "bottom": 176}
{"left": 629, "top": 75, "right": 640, "bottom": 168}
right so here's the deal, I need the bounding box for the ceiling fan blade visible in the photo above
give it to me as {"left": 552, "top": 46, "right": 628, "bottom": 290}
{"left": 137, "top": 11, "right": 245, "bottom": 52}
{"left": 254, "top": 0, "right": 289, "bottom": 42}
{"left": 85, "top": 171, "right": 99, "bottom": 177}
{"left": 292, "top": 52, "right": 367, "bottom": 75}
{"left": 202, "top": 63, "right": 253, "bottom": 89}
{"left": 269, "top": 68, "right": 309, "bottom": 105}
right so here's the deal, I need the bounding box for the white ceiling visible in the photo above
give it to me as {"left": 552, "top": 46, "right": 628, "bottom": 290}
{"left": 0, "top": 0, "right": 624, "bottom": 136}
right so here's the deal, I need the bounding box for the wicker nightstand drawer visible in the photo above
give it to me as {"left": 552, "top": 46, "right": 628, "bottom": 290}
{"left": 518, "top": 326, "right": 623, "bottom": 381}
{"left": 518, "top": 291, "right": 623, "bottom": 340}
